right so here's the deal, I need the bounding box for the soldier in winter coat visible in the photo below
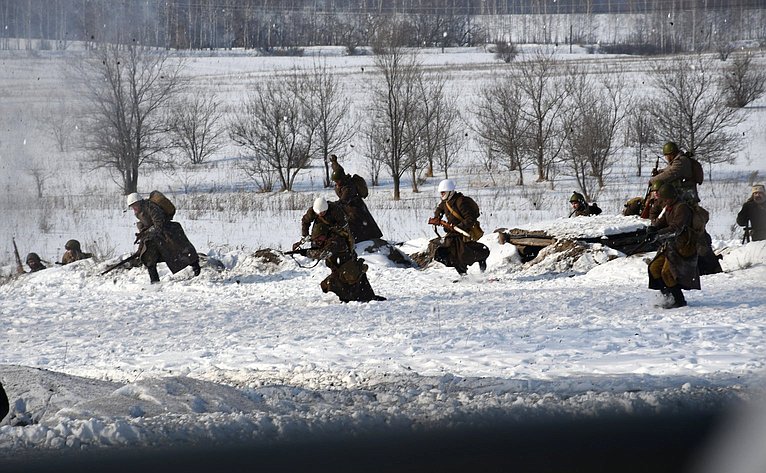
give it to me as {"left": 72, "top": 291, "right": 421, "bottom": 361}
{"left": 297, "top": 197, "right": 385, "bottom": 302}
{"left": 428, "top": 179, "right": 489, "bottom": 275}
{"left": 736, "top": 184, "right": 766, "bottom": 242}
{"left": 647, "top": 184, "right": 701, "bottom": 309}
{"left": 60, "top": 239, "right": 93, "bottom": 265}
{"left": 126, "top": 193, "right": 200, "bottom": 283}
{"left": 25, "top": 253, "right": 46, "bottom": 272}
{"left": 649, "top": 141, "right": 699, "bottom": 203}
{"left": 568, "top": 192, "right": 602, "bottom": 217}
{"left": 330, "top": 155, "right": 383, "bottom": 243}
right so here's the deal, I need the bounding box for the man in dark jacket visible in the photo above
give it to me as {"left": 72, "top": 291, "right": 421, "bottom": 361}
{"left": 25, "top": 253, "right": 46, "bottom": 272}
{"left": 126, "top": 192, "right": 200, "bottom": 283}
{"left": 568, "top": 192, "right": 601, "bottom": 217}
{"left": 649, "top": 141, "right": 699, "bottom": 203}
{"left": 736, "top": 184, "right": 766, "bottom": 242}
{"left": 330, "top": 155, "right": 383, "bottom": 243}
{"left": 297, "top": 197, "right": 384, "bottom": 302}
{"left": 428, "top": 179, "right": 489, "bottom": 276}
{"left": 60, "top": 239, "right": 93, "bottom": 265}
{"left": 647, "top": 184, "right": 700, "bottom": 309}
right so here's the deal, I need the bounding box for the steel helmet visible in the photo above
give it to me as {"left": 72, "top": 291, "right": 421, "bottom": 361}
{"left": 569, "top": 191, "right": 584, "bottom": 203}
{"left": 313, "top": 196, "right": 329, "bottom": 214}
{"left": 437, "top": 179, "right": 456, "bottom": 193}
{"left": 65, "top": 239, "right": 81, "bottom": 251}
{"left": 126, "top": 192, "right": 142, "bottom": 208}
{"left": 26, "top": 252, "right": 41, "bottom": 263}
{"left": 662, "top": 142, "right": 679, "bottom": 155}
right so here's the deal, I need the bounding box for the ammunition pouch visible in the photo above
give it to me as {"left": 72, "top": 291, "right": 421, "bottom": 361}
{"left": 468, "top": 222, "right": 484, "bottom": 241}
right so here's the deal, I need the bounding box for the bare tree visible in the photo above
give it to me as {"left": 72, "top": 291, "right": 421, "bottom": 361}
{"left": 230, "top": 74, "right": 312, "bottom": 192}
{"left": 722, "top": 52, "right": 766, "bottom": 108}
{"left": 626, "top": 100, "right": 657, "bottom": 177}
{"left": 647, "top": 55, "right": 745, "bottom": 178}
{"left": 414, "top": 71, "right": 462, "bottom": 179}
{"left": 513, "top": 49, "right": 570, "bottom": 183}
{"left": 303, "top": 61, "right": 355, "bottom": 188}
{"left": 563, "top": 66, "right": 629, "bottom": 194}
{"left": 367, "top": 29, "right": 429, "bottom": 200}
{"left": 73, "top": 44, "right": 185, "bottom": 194}
{"left": 493, "top": 39, "right": 518, "bottom": 63}
{"left": 26, "top": 166, "right": 53, "bottom": 198}
{"left": 471, "top": 76, "right": 529, "bottom": 185}
{"left": 35, "top": 99, "right": 76, "bottom": 153}
{"left": 168, "top": 90, "right": 225, "bottom": 165}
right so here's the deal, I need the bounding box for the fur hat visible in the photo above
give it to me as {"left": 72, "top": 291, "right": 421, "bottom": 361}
{"left": 752, "top": 184, "right": 765, "bottom": 195}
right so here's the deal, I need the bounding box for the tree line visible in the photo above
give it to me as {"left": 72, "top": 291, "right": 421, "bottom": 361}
{"left": 58, "top": 24, "right": 764, "bottom": 201}
{"left": 2, "top": 0, "right": 764, "bottom": 53}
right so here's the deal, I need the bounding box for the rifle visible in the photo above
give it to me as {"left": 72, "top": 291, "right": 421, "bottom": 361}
{"left": 427, "top": 217, "right": 470, "bottom": 238}
{"left": 283, "top": 247, "right": 311, "bottom": 257}
{"left": 11, "top": 237, "right": 24, "bottom": 275}
{"left": 626, "top": 227, "right": 679, "bottom": 256}
{"left": 742, "top": 226, "right": 752, "bottom": 245}
{"left": 101, "top": 251, "right": 141, "bottom": 276}
{"left": 639, "top": 156, "right": 662, "bottom": 219}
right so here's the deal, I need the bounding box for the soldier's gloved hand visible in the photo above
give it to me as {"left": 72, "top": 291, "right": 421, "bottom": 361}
{"left": 428, "top": 217, "right": 440, "bottom": 226}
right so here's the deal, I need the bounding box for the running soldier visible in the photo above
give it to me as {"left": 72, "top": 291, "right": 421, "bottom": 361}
{"left": 428, "top": 179, "right": 489, "bottom": 276}
{"left": 126, "top": 192, "right": 200, "bottom": 283}
{"left": 330, "top": 155, "right": 383, "bottom": 243}
{"left": 296, "top": 197, "right": 385, "bottom": 302}
{"left": 647, "top": 184, "right": 702, "bottom": 308}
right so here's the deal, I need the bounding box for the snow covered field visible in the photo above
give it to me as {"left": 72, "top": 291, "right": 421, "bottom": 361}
{"left": 1, "top": 45, "right": 765, "bottom": 469}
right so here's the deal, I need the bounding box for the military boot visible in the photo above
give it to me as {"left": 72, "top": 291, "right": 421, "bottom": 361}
{"left": 669, "top": 287, "right": 687, "bottom": 308}
{"left": 147, "top": 266, "right": 160, "bottom": 284}
{"left": 658, "top": 288, "right": 674, "bottom": 309}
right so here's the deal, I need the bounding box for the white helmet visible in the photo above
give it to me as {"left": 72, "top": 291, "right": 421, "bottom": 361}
{"left": 126, "top": 192, "right": 142, "bottom": 208}
{"left": 438, "top": 179, "right": 456, "bottom": 193}
{"left": 313, "top": 196, "right": 329, "bottom": 214}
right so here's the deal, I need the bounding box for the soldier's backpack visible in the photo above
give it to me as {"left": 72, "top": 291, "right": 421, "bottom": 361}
{"left": 350, "top": 174, "right": 369, "bottom": 198}
{"left": 689, "top": 156, "right": 704, "bottom": 185}
{"left": 149, "top": 190, "right": 176, "bottom": 219}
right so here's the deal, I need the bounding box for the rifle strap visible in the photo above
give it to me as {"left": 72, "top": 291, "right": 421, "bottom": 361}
{"left": 444, "top": 200, "right": 465, "bottom": 223}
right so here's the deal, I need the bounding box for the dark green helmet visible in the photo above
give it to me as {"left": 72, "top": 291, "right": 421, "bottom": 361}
{"left": 65, "top": 239, "right": 81, "bottom": 251}
{"left": 569, "top": 191, "right": 584, "bottom": 203}
{"left": 331, "top": 170, "right": 345, "bottom": 182}
{"left": 651, "top": 181, "right": 663, "bottom": 191}
{"left": 658, "top": 183, "right": 678, "bottom": 199}
{"left": 662, "top": 142, "right": 679, "bottom": 155}
{"left": 26, "top": 252, "right": 41, "bottom": 263}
